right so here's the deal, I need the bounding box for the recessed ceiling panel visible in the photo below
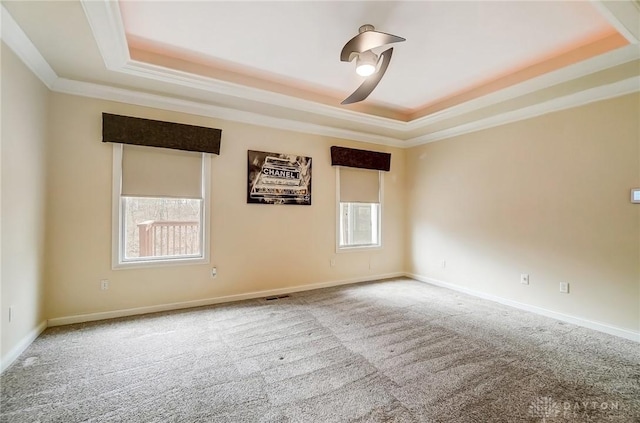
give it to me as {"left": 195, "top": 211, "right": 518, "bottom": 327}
{"left": 120, "top": 1, "right": 620, "bottom": 112}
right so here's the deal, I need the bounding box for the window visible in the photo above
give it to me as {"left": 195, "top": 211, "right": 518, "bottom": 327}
{"left": 112, "top": 144, "right": 210, "bottom": 268}
{"left": 337, "top": 167, "right": 382, "bottom": 250}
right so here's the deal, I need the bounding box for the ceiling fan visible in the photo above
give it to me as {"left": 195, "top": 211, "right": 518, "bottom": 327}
{"left": 340, "top": 24, "right": 406, "bottom": 105}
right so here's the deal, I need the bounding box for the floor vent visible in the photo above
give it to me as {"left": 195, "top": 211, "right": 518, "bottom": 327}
{"left": 265, "top": 295, "right": 291, "bottom": 301}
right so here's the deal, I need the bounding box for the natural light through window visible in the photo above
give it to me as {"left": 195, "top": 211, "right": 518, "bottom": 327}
{"left": 122, "top": 197, "right": 202, "bottom": 260}
{"left": 112, "top": 144, "right": 210, "bottom": 268}
{"left": 339, "top": 202, "right": 380, "bottom": 248}
{"left": 337, "top": 166, "right": 382, "bottom": 250}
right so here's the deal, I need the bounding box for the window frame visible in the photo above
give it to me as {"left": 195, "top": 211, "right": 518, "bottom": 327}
{"left": 335, "top": 166, "right": 383, "bottom": 253}
{"left": 111, "top": 144, "right": 211, "bottom": 269}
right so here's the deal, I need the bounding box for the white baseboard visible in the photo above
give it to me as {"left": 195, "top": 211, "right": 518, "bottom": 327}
{"left": 5, "top": 272, "right": 634, "bottom": 372}
{"left": 47, "top": 272, "right": 405, "bottom": 327}
{"left": 1, "top": 320, "right": 48, "bottom": 373}
{"left": 406, "top": 273, "right": 640, "bottom": 343}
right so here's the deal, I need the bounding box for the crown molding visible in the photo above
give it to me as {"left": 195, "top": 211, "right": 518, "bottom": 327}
{"left": 52, "top": 73, "right": 639, "bottom": 150}
{"left": 5, "top": 1, "right": 639, "bottom": 150}
{"left": 125, "top": 44, "right": 640, "bottom": 136}
{"left": 405, "top": 76, "right": 640, "bottom": 146}
{"left": 1, "top": 4, "right": 57, "bottom": 88}
{"left": 80, "top": 1, "right": 406, "bottom": 131}
{"left": 51, "top": 78, "right": 404, "bottom": 147}
{"left": 406, "top": 44, "right": 640, "bottom": 130}
{"left": 80, "top": 0, "right": 130, "bottom": 69}
{"left": 120, "top": 59, "right": 407, "bottom": 131}
{"left": 82, "top": 0, "right": 640, "bottom": 139}
{"left": 591, "top": 0, "right": 640, "bottom": 44}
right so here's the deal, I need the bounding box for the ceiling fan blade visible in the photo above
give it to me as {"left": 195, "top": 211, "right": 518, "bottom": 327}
{"left": 341, "top": 48, "right": 393, "bottom": 105}
{"left": 340, "top": 30, "right": 405, "bottom": 62}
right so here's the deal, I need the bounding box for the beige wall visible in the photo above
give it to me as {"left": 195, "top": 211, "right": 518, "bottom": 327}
{"left": 406, "top": 93, "right": 640, "bottom": 332}
{"left": 1, "top": 43, "right": 49, "bottom": 362}
{"left": 3, "top": 37, "right": 638, "bottom": 357}
{"left": 45, "top": 93, "right": 405, "bottom": 319}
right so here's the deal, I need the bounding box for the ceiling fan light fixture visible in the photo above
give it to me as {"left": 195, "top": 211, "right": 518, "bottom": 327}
{"left": 356, "top": 63, "right": 376, "bottom": 77}
{"left": 355, "top": 51, "right": 378, "bottom": 77}
{"left": 340, "top": 24, "right": 405, "bottom": 104}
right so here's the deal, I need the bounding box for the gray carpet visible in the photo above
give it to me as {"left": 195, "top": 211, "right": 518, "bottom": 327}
{"left": 1, "top": 278, "right": 639, "bottom": 422}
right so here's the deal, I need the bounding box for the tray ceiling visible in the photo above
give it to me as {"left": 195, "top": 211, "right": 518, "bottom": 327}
{"left": 2, "top": 0, "right": 639, "bottom": 146}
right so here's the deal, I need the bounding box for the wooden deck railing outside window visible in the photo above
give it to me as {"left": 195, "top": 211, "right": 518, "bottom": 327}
{"left": 137, "top": 220, "right": 200, "bottom": 257}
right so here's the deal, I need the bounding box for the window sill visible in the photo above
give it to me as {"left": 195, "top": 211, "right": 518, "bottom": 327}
{"left": 113, "top": 256, "right": 209, "bottom": 270}
{"left": 336, "top": 244, "right": 382, "bottom": 254}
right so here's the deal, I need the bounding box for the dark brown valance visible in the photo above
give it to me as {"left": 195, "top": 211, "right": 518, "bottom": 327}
{"left": 330, "top": 146, "right": 391, "bottom": 171}
{"left": 102, "top": 113, "right": 221, "bottom": 155}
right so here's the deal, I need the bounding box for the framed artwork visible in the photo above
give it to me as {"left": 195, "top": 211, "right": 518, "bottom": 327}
{"left": 247, "top": 150, "right": 312, "bottom": 205}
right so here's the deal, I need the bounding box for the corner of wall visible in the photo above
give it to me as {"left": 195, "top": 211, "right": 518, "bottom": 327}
{"left": 1, "top": 42, "right": 50, "bottom": 369}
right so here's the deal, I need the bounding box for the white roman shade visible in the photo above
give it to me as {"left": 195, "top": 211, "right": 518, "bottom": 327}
{"left": 121, "top": 145, "right": 203, "bottom": 199}
{"left": 339, "top": 167, "right": 380, "bottom": 203}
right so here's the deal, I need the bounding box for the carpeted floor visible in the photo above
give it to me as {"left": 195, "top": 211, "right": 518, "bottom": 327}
{"left": 1, "top": 278, "right": 639, "bottom": 422}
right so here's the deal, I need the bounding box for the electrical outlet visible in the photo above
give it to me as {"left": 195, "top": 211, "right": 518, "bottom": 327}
{"left": 520, "top": 274, "right": 529, "bottom": 285}
{"left": 559, "top": 282, "right": 569, "bottom": 293}
{"left": 100, "top": 279, "right": 109, "bottom": 290}
{"left": 211, "top": 267, "right": 217, "bottom": 278}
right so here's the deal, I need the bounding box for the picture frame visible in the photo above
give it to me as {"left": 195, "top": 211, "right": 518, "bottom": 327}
{"left": 247, "top": 150, "right": 312, "bottom": 205}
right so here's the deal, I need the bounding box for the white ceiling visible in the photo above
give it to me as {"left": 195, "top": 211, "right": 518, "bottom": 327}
{"left": 120, "top": 0, "right": 615, "bottom": 110}
{"left": 2, "top": 0, "right": 639, "bottom": 147}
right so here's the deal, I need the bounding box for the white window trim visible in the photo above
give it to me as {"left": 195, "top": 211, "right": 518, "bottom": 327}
{"left": 335, "top": 166, "right": 383, "bottom": 253}
{"left": 111, "top": 144, "right": 211, "bottom": 269}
